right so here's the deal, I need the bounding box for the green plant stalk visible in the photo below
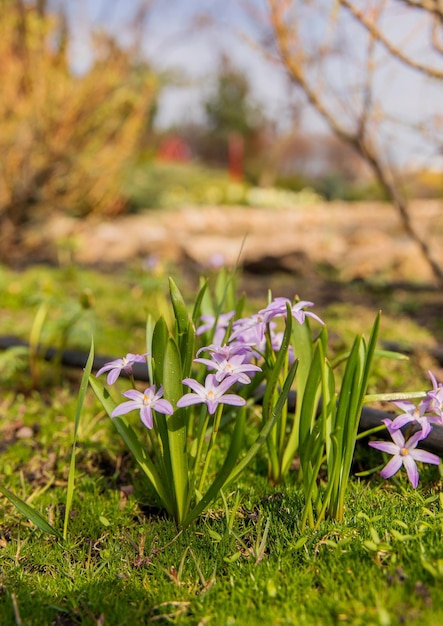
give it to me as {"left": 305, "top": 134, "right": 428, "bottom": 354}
{"left": 281, "top": 320, "right": 315, "bottom": 476}
{"left": 326, "top": 337, "right": 362, "bottom": 521}
{"left": 262, "top": 309, "right": 293, "bottom": 483}
{"left": 197, "top": 404, "right": 224, "bottom": 493}
{"left": 182, "top": 406, "right": 247, "bottom": 528}
{"left": 328, "top": 313, "right": 380, "bottom": 521}
{"left": 335, "top": 314, "right": 380, "bottom": 520}
{"left": 162, "top": 336, "right": 189, "bottom": 525}
{"left": 64, "top": 341, "right": 95, "bottom": 539}
{"left": 151, "top": 316, "right": 176, "bottom": 507}
{"left": 188, "top": 405, "right": 209, "bottom": 474}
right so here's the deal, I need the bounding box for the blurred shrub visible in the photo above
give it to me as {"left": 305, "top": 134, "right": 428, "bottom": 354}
{"left": 404, "top": 169, "right": 443, "bottom": 199}
{"left": 0, "top": 1, "right": 158, "bottom": 262}
{"left": 276, "top": 172, "right": 389, "bottom": 202}
{"left": 125, "top": 161, "right": 323, "bottom": 209}
{"left": 125, "top": 161, "right": 247, "bottom": 209}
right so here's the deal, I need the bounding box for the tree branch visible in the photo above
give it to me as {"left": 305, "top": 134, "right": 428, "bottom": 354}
{"left": 267, "top": 0, "right": 443, "bottom": 286}
{"left": 340, "top": 0, "right": 443, "bottom": 79}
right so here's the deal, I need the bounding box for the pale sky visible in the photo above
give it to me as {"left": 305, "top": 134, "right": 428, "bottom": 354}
{"left": 54, "top": 0, "right": 443, "bottom": 167}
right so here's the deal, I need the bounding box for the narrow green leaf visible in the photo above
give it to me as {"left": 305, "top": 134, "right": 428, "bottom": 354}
{"left": 191, "top": 279, "right": 208, "bottom": 326}
{"left": 181, "top": 319, "right": 196, "bottom": 379}
{"left": 364, "top": 391, "right": 426, "bottom": 403}
{"left": 64, "top": 340, "right": 94, "bottom": 539}
{"left": 146, "top": 314, "right": 155, "bottom": 383}
{"left": 152, "top": 316, "right": 169, "bottom": 386}
{"left": 163, "top": 337, "right": 189, "bottom": 524}
{"left": 0, "top": 484, "right": 62, "bottom": 539}
{"left": 169, "top": 277, "right": 189, "bottom": 337}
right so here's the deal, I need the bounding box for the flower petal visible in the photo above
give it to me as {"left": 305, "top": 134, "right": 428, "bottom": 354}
{"left": 140, "top": 406, "right": 153, "bottom": 429}
{"left": 182, "top": 378, "right": 205, "bottom": 395}
{"left": 107, "top": 369, "right": 122, "bottom": 385}
{"left": 176, "top": 393, "right": 205, "bottom": 408}
{"left": 403, "top": 455, "right": 419, "bottom": 488}
{"left": 410, "top": 449, "right": 441, "bottom": 465}
{"left": 369, "top": 441, "right": 399, "bottom": 455}
{"left": 218, "top": 393, "right": 246, "bottom": 407}
{"left": 380, "top": 455, "right": 403, "bottom": 479}
{"left": 112, "top": 400, "right": 141, "bottom": 417}
{"left": 154, "top": 399, "right": 174, "bottom": 415}
{"left": 122, "top": 389, "right": 143, "bottom": 401}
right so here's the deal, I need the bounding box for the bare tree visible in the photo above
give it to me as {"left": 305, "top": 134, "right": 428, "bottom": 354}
{"left": 260, "top": 0, "right": 443, "bottom": 284}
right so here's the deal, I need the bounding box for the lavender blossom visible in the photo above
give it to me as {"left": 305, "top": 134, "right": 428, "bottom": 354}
{"left": 369, "top": 419, "right": 440, "bottom": 488}
{"left": 196, "top": 312, "right": 235, "bottom": 344}
{"left": 194, "top": 353, "right": 262, "bottom": 384}
{"left": 389, "top": 399, "right": 439, "bottom": 438}
{"left": 260, "top": 297, "right": 324, "bottom": 326}
{"left": 176, "top": 374, "right": 246, "bottom": 415}
{"left": 112, "top": 385, "right": 173, "bottom": 430}
{"left": 196, "top": 341, "right": 254, "bottom": 361}
{"left": 426, "top": 371, "right": 443, "bottom": 420}
{"left": 229, "top": 313, "right": 269, "bottom": 345}
{"left": 96, "top": 353, "right": 147, "bottom": 385}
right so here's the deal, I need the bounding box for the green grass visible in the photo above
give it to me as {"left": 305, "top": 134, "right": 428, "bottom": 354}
{"left": 2, "top": 475, "right": 443, "bottom": 625}
{"left": 1, "top": 264, "right": 443, "bottom": 625}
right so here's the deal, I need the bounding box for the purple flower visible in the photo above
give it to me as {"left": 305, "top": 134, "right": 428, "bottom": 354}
{"left": 96, "top": 353, "right": 147, "bottom": 385}
{"left": 426, "top": 371, "right": 443, "bottom": 420}
{"left": 289, "top": 301, "right": 324, "bottom": 325}
{"left": 194, "top": 353, "right": 262, "bottom": 384}
{"left": 369, "top": 419, "right": 440, "bottom": 488}
{"left": 390, "top": 400, "right": 437, "bottom": 438}
{"left": 176, "top": 374, "right": 246, "bottom": 415}
{"left": 196, "top": 341, "right": 253, "bottom": 361}
{"left": 196, "top": 312, "right": 235, "bottom": 345}
{"left": 112, "top": 386, "right": 173, "bottom": 429}
{"left": 259, "top": 297, "right": 292, "bottom": 321}
{"left": 260, "top": 297, "right": 324, "bottom": 326}
{"left": 229, "top": 313, "right": 269, "bottom": 344}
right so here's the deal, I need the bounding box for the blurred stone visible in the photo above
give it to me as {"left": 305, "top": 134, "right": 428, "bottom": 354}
{"left": 23, "top": 199, "right": 443, "bottom": 284}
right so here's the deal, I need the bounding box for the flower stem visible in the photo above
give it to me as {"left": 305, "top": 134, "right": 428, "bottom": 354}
{"left": 198, "top": 405, "right": 224, "bottom": 493}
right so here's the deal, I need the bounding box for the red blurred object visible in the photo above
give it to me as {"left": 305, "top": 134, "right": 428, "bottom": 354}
{"left": 157, "top": 134, "right": 192, "bottom": 162}
{"left": 228, "top": 132, "right": 244, "bottom": 181}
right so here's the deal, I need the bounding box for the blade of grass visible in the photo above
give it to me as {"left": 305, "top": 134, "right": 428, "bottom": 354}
{"left": 0, "top": 484, "right": 62, "bottom": 539}
{"left": 63, "top": 340, "right": 94, "bottom": 540}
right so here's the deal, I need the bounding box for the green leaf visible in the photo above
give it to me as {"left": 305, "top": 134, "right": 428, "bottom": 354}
{"left": 169, "top": 277, "right": 189, "bottom": 337}
{"left": 152, "top": 316, "right": 169, "bottom": 386}
{"left": 0, "top": 484, "right": 62, "bottom": 539}
{"left": 192, "top": 279, "right": 208, "bottom": 326}
{"left": 180, "top": 319, "right": 196, "bottom": 380}
{"left": 162, "top": 337, "right": 189, "bottom": 524}
{"left": 146, "top": 314, "right": 155, "bottom": 383}
{"left": 64, "top": 340, "right": 94, "bottom": 539}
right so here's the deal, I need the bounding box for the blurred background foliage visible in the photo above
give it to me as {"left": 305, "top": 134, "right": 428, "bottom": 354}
{"left": 0, "top": 0, "right": 157, "bottom": 262}
{"left": 1, "top": 0, "right": 442, "bottom": 266}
